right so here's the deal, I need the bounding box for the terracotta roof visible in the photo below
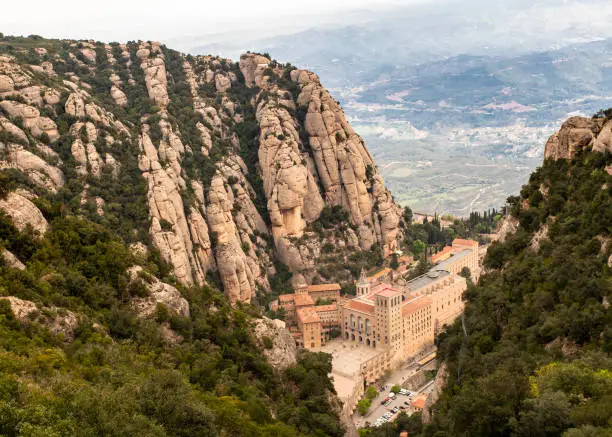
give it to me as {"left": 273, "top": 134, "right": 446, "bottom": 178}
{"left": 315, "top": 303, "right": 337, "bottom": 313}
{"left": 279, "top": 294, "right": 294, "bottom": 303}
{"left": 297, "top": 307, "right": 321, "bottom": 324}
{"left": 376, "top": 288, "right": 401, "bottom": 298}
{"left": 345, "top": 300, "right": 375, "bottom": 314}
{"left": 452, "top": 239, "right": 479, "bottom": 247}
{"left": 412, "top": 396, "right": 427, "bottom": 409}
{"left": 402, "top": 297, "right": 432, "bottom": 316}
{"left": 294, "top": 293, "right": 315, "bottom": 307}
{"left": 306, "top": 283, "right": 341, "bottom": 292}
{"left": 431, "top": 246, "right": 453, "bottom": 263}
{"left": 371, "top": 283, "right": 390, "bottom": 294}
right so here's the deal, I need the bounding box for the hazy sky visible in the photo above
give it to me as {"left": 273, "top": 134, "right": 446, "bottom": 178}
{"left": 0, "top": 0, "right": 423, "bottom": 43}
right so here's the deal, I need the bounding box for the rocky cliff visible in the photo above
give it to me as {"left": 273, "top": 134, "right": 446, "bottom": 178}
{"left": 0, "top": 40, "right": 404, "bottom": 304}
{"left": 544, "top": 115, "right": 612, "bottom": 160}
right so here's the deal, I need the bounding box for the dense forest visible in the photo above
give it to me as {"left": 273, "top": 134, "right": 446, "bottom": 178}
{"left": 0, "top": 197, "right": 344, "bottom": 436}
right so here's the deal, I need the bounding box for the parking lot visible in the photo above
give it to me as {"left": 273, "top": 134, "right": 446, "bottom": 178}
{"left": 356, "top": 388, "right": 415, "bottom": 428}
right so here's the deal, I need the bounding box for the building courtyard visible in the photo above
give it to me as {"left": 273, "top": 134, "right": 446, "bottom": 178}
{"left": 271, "top": 238, "right": 480, "bottom": 415}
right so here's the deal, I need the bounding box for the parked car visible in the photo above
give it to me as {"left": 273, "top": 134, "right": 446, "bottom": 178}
{"left": 392, "top": 407, "right": 399, "bottom": 413}
{"left": 399, "top": 406, "right": 406, "bottom": 410}
{"left": 381, "top": 397, "right": 390, "bottom": 405}
{"left": 388, "top": 392, "right": 396, "bottom": 398}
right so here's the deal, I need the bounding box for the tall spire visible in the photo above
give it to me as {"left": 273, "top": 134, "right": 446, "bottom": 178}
{"left": 359, "top": 267, "right": 368, "bottom": 284}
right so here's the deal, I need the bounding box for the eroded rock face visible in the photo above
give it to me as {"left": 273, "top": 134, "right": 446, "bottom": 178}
{"left": 1, "top": 249, "right": 26, "bottom": 270}
{"left": 206, "top": 171, "right": 258, "bottom": 304}
{"left": 493, "top": 216, "right": 519, "bottom": 243}
{"left": 239, "top": 54, "right": 271, "bottom": 88}
{"left": 139, "top": 129, "right": 210, "bottom": 286}
{"left": 0, "top": 116, "right": 28, "bottom": 143}
{"left": 137, "top": 43, "right": 169, "bottom": 106}
{"left": 110, "top": 85, "right": 128, "bottom": 106}
{"left": 257, "top": 100, "right": 325, "bottom": 257}
{"left": 0, "top": 45, "right": 405, "bottom": 306}
{"left": 0, "top": 191, "right": 48, "bottom": 234}
{"left": 594, "top": 119, "right": 612, "bottom": 154}
{"left": 246, "top": 61, "right": 402, "bottom": 272}
{"left": 544, "top": 117, "right": 604, "bottom": 160}
{"left": 253, "top": 317, "right": 297, "bottom": 370}
{"left": 0, "top": 296, "right": 79, "bottom": 340}
{"left": 423, "top": 363, "right": 448, "bottom": 424}
{"left": 0, "top": 144, "right": 64, "bottom": 192}
{"left": 293, "top": 68, "right": 401, "bottom": 254}
{"left": 128, "top": 266, "right": 190, "bottom": 318}
{"left": 0, "top": 100, "right": 58, "bottom": 140}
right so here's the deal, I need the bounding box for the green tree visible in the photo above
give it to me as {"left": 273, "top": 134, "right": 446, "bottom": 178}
{"left": 411, "top": 240, "right": 425, "bottom": 257}
{"left": 366, "top": 386, "right": 378, "bottom": 400}
{"left": 357, "top": 398, "right": 372, "bottom": 416}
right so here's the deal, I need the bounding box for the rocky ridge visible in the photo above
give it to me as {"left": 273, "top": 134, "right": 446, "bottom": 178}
{"left": 0, "top": 40, "right": 404, "bottom": 305}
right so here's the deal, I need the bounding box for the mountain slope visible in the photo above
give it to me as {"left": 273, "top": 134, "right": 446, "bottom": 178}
{"left": 0, "top": 35, "right": 368, "bottom": 437}
{"left": 0, "top": 35, "right": 403, "bottom": 305}
{"left": 0, "top": 207, "right": 344, "bottom": 436}
{"left": 416, "top": 117, "right": 610, "bottom": 437}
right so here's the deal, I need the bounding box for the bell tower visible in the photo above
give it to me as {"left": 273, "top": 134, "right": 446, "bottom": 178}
{"left": 357, "top": 268, "right": 371, "bottom": 297}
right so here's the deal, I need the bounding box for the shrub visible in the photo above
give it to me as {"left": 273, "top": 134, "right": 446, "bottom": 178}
{"left": 262, "top": 336, "right": 274, "bottom": 349}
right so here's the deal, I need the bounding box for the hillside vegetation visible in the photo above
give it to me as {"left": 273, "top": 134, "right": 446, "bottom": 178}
{"left": 362, "top": 148, "right": 612, "bottom": 437}
{"left": 0, "top": 203, "right": 343, "bottom": 436}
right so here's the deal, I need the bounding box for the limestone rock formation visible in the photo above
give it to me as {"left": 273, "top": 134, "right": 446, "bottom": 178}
{"left": 292, "top": 68, "right": 401, "bottom": 254}
{"left": 128, "top": 266, "right": 190, "bottom": 318}
{"left": 423, "top": 363, "right": 448, "bottom": 424}
{"left": 530, "top": 223, "right": 549, "bottom": 252}
{"left": 240, "top": 55, "right": 403, "bottom": 272}
{"left": 253, "top": 317, "right": 297, "bottom": 370}
{"left": 0, "top": 43, "right": 404, "bottom": 305}
{"left": 0, "top": 144, "right": 64, "bottom": 192}
{"left": 594, "top": 119, "right": 612, "bottom": 153}
{"left": 1, "top": 249, "right": 26, "bottom": 270}
{"left": 0, "top": 296, "right": 79, "bottom": 340}
{"left": 0, "top": 100, "right": 59, "bottom": 140}
{"left": 206, "top": 171, "right": 258, "bottom": 304}
{"left": 0, "top": 116, "right": 28, "bottom": 143}
{"left": 544, "top": 116, "right": 606, "bottom": 160}
{"left": 493, "top": 216, "right": 519, "bottom": 243}
{"left": 239, "top": 54, "right": 271, "bottom": 88}
{"left": 0, "top": 191, "right": 48, "bottom": 234}
{"left": 137, "top": 43, "right": 169, "bottom": 106}
{"left": 110, "top": 85, "right": 128, "bottom": 106}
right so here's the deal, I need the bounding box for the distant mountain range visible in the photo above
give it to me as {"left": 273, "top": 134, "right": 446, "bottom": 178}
{"left": 192, "top": 0, "right": 612, "bottom": 215}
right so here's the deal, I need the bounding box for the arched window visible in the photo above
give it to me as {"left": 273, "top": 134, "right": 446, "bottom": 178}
{"left": 350, "top": 314, "right": 355, "bottom": 328}
{"left": 365, "top": 319, "right": 371, "bottom": 335}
